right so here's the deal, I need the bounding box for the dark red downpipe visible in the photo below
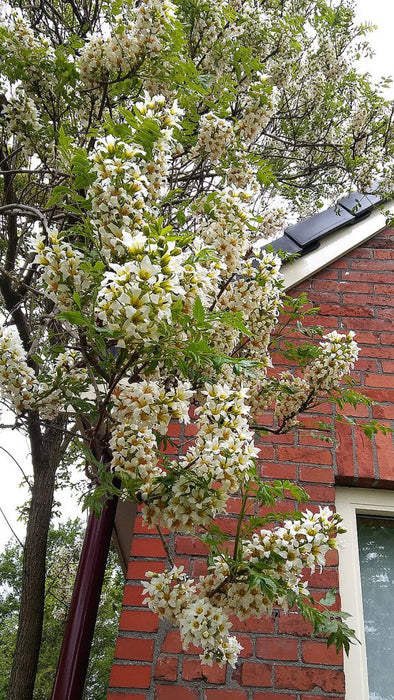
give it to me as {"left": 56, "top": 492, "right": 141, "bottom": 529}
{"left": 51, "top": 491, "right": 118, "bottom": 699}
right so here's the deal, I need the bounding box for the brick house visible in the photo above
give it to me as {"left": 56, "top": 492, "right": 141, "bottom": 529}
{"left": 108, "top": 194, "right": 394, "bottom": 700}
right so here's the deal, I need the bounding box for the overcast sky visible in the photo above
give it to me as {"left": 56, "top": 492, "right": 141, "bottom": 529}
{"left": 1, "top": 0, "right": 394, "bottom": 551}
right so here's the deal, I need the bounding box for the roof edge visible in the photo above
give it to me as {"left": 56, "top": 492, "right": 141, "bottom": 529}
{"left": 282, "top": 201, "right": 394, "bottom": 291}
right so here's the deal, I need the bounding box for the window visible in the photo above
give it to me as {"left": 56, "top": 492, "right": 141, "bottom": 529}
{"left": 336, "top": 488, "right": 394, "bottom": 700}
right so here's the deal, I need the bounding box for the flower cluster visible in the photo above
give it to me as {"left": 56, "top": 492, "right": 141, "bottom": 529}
{"left": 110, "top": 379, "right": 193, "bottom": 482}
{"left": 3, "top": 15, "right": 55, "bottom": 99}
{"left": 143, "top": 507, "right": 341, "bottom": 667}
{"left": 185, "top": 383, "right": 259, "bottom": 489}
{"left": 0, "top": 328, "right": 36, "bottom": 413}
{"left": 273, "top": 372, "right": 311, "bottom": 429}
{"left": 95, "top": 249, "right": 185, "bottom": 346}
{"left": 89, "top": 136, "right": 152, "bottom": 260}
{"left": 80, "top": 0, "right": 177, "bottom": 87}
{"left": 36, "top": 350, "right": 89, "bottom": 421}
{"left": 0, "top": 329, "right": 86, "bottom": 419}
{"left": 218, "top": 251, "right": 283, "bottom": 362}
{"left": 242, "top": 506, "right": 339, "bottom": 578}
{"left": 88, "top": 95, "right": 183, "bottom": 261}
{"left": 197, "top": 187, "right": 255, "bottom": 275}
{"left": 143, "top": 566, "right": 242, "bottom": 667}
{"left": 141, "top": 382, "right": 258, "bottom": 532}
{"left": 1, "top": 89, "right": 41, "bottom": 155}
{"left": 237, "top": 81, "right": 277, "bottom": 143}
{"left": 306, "top": 331, "right": 359, "bottom": 392}
{"left": 191, "top": 113, "right": 235, "bottom": 163}
{"left": 33, "top": 229, "right": 90, "bottom": 311}
{"left": 143, "top": 565, "right": 196, "bottom": 623}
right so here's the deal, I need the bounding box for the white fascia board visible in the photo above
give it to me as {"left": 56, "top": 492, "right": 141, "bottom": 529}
{"left": 282, "top": 201, "right": 394, "bottom": 291}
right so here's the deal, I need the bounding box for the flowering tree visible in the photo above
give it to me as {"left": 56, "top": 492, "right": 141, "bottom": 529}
{"left": 1, "top": 0, "right": 393, "bottom": 698}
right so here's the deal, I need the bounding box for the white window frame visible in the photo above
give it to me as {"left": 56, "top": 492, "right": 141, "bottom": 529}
{"left": 336, "top": 487, "right": 394, "bottom": 700}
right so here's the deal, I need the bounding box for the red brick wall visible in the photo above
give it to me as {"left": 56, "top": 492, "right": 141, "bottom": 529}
{"left": 107, "top": 228, "right": 394, "bottom": 700}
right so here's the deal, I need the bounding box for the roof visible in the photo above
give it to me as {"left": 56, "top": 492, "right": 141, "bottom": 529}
{"left": 270, "top": 192, "right": 394, "bottom": 290}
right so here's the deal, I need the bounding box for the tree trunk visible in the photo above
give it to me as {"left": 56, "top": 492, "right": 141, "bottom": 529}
{"left": 7, "top": 416, "right": 65, "bottom": 700}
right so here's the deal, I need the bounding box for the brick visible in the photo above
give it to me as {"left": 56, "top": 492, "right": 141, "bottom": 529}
{"left": 352, "top": 330, "right": 378, "bottom": 344}
{"left": 298, "top": 432, "right": 333, "bottom": 447}
{"left": 175, "top": 537, "right": 209, "bottom": 555}
{"left": 325, "top": 548, "right": 339, "bottom": 566}
{"left": 154, "top": 656, "right": 178, "bottom": 681}
{"left": 108, "top": 694, "right": 146, "bottom": 700}
{"left": 314, "top": 268, "right": 340, "bottom": 280}
{"left": 161, "top": 630, "right": 183, "bottom": 653}
{"left": 375, "top": 430, "right": 394, "bottom": 481}
{"left": 363, "top": 388, "right": 394, "bottom": 402}
{"left": 133, "top": 517, "right": 160, "bottom": 535}
{"left": 299, "top": 466, "right": 334, "bottom": 484}
{"left": 307, "top": 568, "right": 338, "bottom": 588}
{"left": 303, "top": 484, "right": 334, "bottom": 503}
{"left": 278, "top": 612, "right": 313, "bottom": 636}
{"left": 237, "top": 634, "right": 254, "bottom": 657}
{"left": 182, "top": 659, "right": 226, "bottom": 683}
{"left": 241, "top": 662, "right": 272, "bottom": 687}
{"left": 256, "top": 637, "right": 298, "bottom": 661}
{"left": 353, "top": 425, "right": 375, "bottom": 480}
{"left": 302, "top": 640, "right": 343, "bottom": 665}
{"left": 254, "top": 694, "right": 297, "bottom": 700}
{"left": 227, "top": 497, "right": 243, "bottom": 514}
{"left": 114, "top": 637, "right": 154, "bottom": 662}
{"left": 342, "top": 293, "right": 383, "bottom": 307}
{"left": 123, "top": 585, "right": 145, "bottom": 607}
{"left": 309, "top": 291, "right": 340, "bottom": 304}
{"left": 262, "top": 463, "right": 297, "bottom": 479}
{"left": 205, "top": 691, "right": 248, "bottom": 700}
{"left": 313, "top": 279, "right": 372, "bottom": 293}
{"left": 277, "top": 446, "right": 332, "bottom": 465}
{"left": 342, "top": 270, "right": 394, "bottom": 283}
{"left": 275, "top": 665, "right": 344, "bottom": 692}
{"left": 318, "top": 303, "right": 374, "bottom": 317}
{"left": 349, "top": 260, "right": 394, "bottom": 271}
{"left": 119, "top": 610, "right": 158, "bottom": 633}
{"left": 155, "top": 686, "right": 199, "bottom": 700}
{"left": 374, "top": 248, "right": 394, "bottom": 259}
{"left": 381, "top": 333, "right": 394, "bottom": 345}
{"left": 365, "top": 373, "right": 394, "bottom": 388}
{"left": 109, "top": 664, "right": 152, "bottom": 689}
{"left": 335, "top": 422, "right": 354, "bottom": 478}
{"left": 230, "top": 615, "right": 275, "bottom": 634}
{"left": 210, "top": 516, "right": 239, "bottom": 536}
{"left": 347, "top": 246, "right": 372, "bottom": 258}
{"left": 301, "top": 696, "right": 344, "bottom": 700}
{"left": 372, "top": 404, "right": 394, "bottom": 420}
{"left": 356, "top": 358, "right": 380, "bottom": 372}
{"left": 167, "top": 422, "right": 182, "bottom": 437}
{"left": 342, "top": 319, "right": 393, "bottom": 334}
{"left": 127, "top": 561, "right": 165, "bottom": 580}
{"left": 130, "top": 537, "right": 166, "bottom": 558}
{"left": 256, "top": 443, "right": 276, "bottom": 460}
{"left": 377, "top": 306, "right": 394, "bottom": 319}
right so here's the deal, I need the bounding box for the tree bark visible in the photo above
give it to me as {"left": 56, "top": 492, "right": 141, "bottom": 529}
{"left": 7, "top": 416, "right": 65, "bottom": 700}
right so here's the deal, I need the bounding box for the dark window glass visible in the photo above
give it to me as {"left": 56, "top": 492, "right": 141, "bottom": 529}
{"left": 357, "top": 516, "right": 394, "bottom": 700}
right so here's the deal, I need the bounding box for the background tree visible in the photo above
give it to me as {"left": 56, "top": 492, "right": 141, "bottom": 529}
{"left": 0, "top": 519, "right": 123, "bottom": 700}
{"left": 0, "top": 1, "right": 393, "bottom": 698}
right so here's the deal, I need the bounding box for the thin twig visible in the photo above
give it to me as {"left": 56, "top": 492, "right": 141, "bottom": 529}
{"left": 156, "top": 525, "right": 174, "bottom": 568}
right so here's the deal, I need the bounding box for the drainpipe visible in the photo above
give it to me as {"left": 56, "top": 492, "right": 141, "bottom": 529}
{"left": 50, "top": 489, "right": 118, "bottom": 700}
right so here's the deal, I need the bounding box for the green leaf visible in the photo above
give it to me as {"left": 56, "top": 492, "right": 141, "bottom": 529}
{"left": 56, "top": 311, "right": 88, "bottom": 326}
{"left": 193, "top": 296, "right": 205, "bottom": 323}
